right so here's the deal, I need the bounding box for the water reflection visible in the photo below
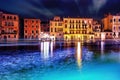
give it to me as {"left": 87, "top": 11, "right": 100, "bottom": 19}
{"left": 76, "top": 42, "right": 82, "bottom": 68}
{"left": 101, "top": 41, "right": 105, "bottom": 54}
{"left": 101, "top": 41, "right": 105, "bottom": 60}
{"left": 40, "top": 42, "right": 54, "bottom": 60}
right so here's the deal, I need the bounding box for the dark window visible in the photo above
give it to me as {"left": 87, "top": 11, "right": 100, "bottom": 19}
{"left": 55, "top": 23, "right": 57, "bottom": 26}
{"left": 8, "top": 35, "right": 10, "bottom": 38}
{"left": 10, "top": 16, "right": 12, "bottom": 19}
{"left": 110, "top": 19, "right": 112, "bottom": 23}
{"left": 65, "top": 24, "right": 67, "bottom": 28}
{"left": 2, "top": 16, "right": 5, "bottom": 19}
{"left": 14, "top": 16, "right": 16, "bottom": 20}
{"left": 36, "top": 31, "right": 38, "bottom": 33}
{"left": 25, "top": 30, "right": 27, "bottom": 33}
{"left": 36, "top": 20, "right": 38, "bottom": 23}
{"left": 14, "top": 35, "right": 16, "bottom": 38}
{"left": 25, "top": 20, "right": 27, "bottom": 23}
{"left": 32, "top": 31, "right": 34, "bottom": 33}
{"left": 114, "top": 19, "right": 116, "bottom": 22}
{"left": 25, "top": 35, "right": 27, "bottom": 38}
{"left": 65, "top": 20, "right": 67, "bottom": 23}
{"left": 51, "top": 28, "right": 53, "bottom": 32}
{"left": 106, "top": 33, "right": 108, "bottom": 35}
{"left": 119, "top": 19, "right": 120, "bottom": 22}
{"left": 7, "top": 16, "right": 9, "bottom": 19}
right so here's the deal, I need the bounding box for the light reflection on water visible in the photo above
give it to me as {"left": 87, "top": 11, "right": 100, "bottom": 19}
{"left": 76, "top": 42, "right": 82, "bottom": 68}
{"left": 0, "top": 41, "right": 120, "bottom": 80}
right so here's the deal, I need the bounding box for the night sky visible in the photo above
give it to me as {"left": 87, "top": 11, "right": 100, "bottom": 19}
{"left": 0, "top": 0, "right": 120, "bottom": 20}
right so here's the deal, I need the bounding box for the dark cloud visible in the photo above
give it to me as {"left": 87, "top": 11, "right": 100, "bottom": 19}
{"left": 0, "top": 0, "right": 120, "bottom": 20}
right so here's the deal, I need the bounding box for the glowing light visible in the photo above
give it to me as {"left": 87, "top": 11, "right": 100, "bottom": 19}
{"left": 50, "top": 42, "right": 53, "bottom": 57}
{"left": 76, "top": 42, "right": 82, "bottom": 68}
{"left": 41, "top": 42, "right": 50, "bottom": 60}
{"left": 101, "top": 41, "right": 105, "bottom": 60}
{"left": 101, "top": 33, "right": 105, "bottom": 41}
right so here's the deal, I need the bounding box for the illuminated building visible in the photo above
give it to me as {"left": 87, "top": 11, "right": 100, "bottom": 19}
{"left": 93, "top": 20, "right": 102, "bottom": 40}
{"left": 102, "top": 14, "right": 113, "bottom": 31}
{"left": 24, "top": 19, "right": 41, "bottom": 39}
{"left": 63, "top": 17, "right": 94, "bottom": 41}
{"left": 101, "top": 32, "right": 113, "bottom": 41}
{"left": 112, "top": 16, "right": 120, "bottom": 39}
{"left": 0, "top": 12, "right": 19, "bottom": 40}
{"left": 50, "top": 16, "right": 64, "bottom": 40}
{"left": 102, "top": 13, "right": 120, "bottom": 39}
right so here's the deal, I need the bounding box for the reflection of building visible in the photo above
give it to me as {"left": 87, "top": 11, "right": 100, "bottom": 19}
{"left": 24, "top": 19, "right": 41, "bottom": 39}
{"left": 50, "top": 16, "right": 64, "bottom": 40}
{"left": 0, "top": 12, "right": 19, "bottom": 40}
{"left": 63, "top": 17, "right": 94, "bottom": 41}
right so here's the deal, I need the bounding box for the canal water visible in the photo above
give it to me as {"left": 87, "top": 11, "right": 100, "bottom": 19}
{"left": 0, "top": 41, "right": 120, "bottom": 80}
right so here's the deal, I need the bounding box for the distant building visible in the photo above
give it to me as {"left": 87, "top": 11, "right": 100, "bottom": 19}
{"left": 41, "top": 21, "right": 49, "bottom": 34}
{"left": 24, "top": 19, "right": 41, "bottom": 39}
{"left": 93, "top": 20, "right": 102, "bottom": 40}
{"left": 0, "top": 12, "right": 19, "bottom": 40}
{"left": 50, "top": 16, "right": 64, "bottom": 40}
{"left": 102, "top": 14, "right": 120, "bottom": 39}
{"left": 102, "top": 14, "right": 113, "bottom": 31}
{"left": 63, "top": 17, "right": 94, "bottom": 41}
{"left": 112, "top": 16, "right": 120, "bottom": 39}
{"left": 101, "top": 32, "right": 113, "bottom": 40}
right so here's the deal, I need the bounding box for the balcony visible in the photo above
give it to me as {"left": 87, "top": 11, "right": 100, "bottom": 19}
{"left": 1, "top": 31, "right": 17, "bottom": 34}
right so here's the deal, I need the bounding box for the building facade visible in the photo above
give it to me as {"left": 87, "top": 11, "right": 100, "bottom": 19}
{"left": 50, "top": 16, "right": 64, "bottom": 40}
{"left": 0, "top": 12, "right": 19, "bottom": 40}
{"left": 41, "top": 22, "right": 49, "bottom": 34}
{"left": 63, "top": 17, "right": 94, "bottom": 41}
{"left": 102, "top": 14, "right": 113, "bottom": 31}
{"left": 93, "top": 20, "right": 102, "bottom": 40}
{"left": 102, "top": 14, "right": 120, "bottom": 39}
{"left": 112, "top": 16, "right": 120, "bottom": 39}
{"left": 24, "top": 19, "right": 41, "bottom": 39}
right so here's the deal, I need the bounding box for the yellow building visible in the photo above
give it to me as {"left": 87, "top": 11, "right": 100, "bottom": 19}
{"left": 50, "top": 16, "right": 64, "bottom": 40}
{"left": 63, "top": 17, "right": 94, "bottom": 41}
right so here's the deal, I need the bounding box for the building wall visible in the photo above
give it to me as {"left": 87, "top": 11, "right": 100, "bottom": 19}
{"left": 50, "top": 16, "right": 64, "bottom": 40}
{"left": 0, "top": 12, "right": 19, "bottom": 40}
{"left": 63, "top": 18, "right": 94, "bottom": 41}
{"left": 24, "top": 19, "right": 41, "bottom": 39}
{"left": 102, "top": 14, "right": 113, "bottom": 31}
{"left": 41, "top": 22, "right": 49, "bottom": 33}
{"left": 112, "top": 16, "right": 120, "bottom": 38}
